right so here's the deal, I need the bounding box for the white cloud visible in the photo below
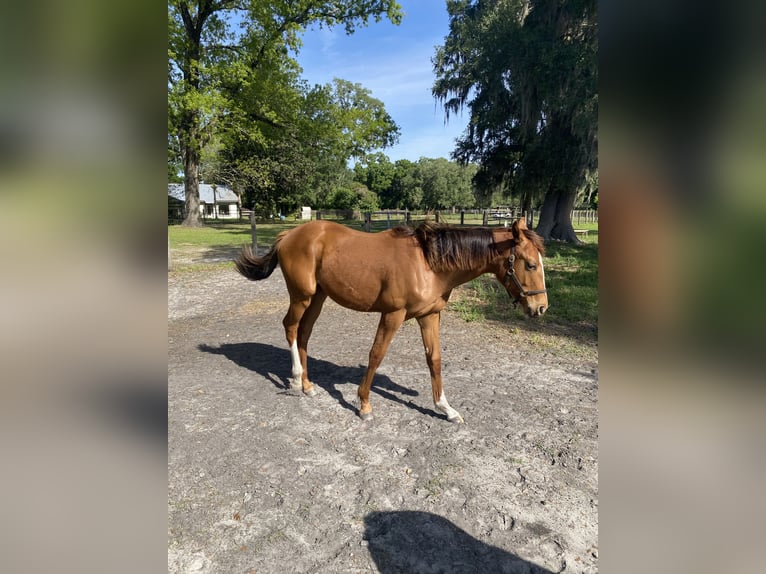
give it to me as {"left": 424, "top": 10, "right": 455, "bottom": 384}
{"left": 317, "top": 26, "right": 339, "bottom": 57}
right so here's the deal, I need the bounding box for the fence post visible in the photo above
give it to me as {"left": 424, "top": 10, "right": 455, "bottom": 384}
{"left": 364, "top": 212, "right": 372, "bottom": 232}
{"left": 482, "top": 210, "right": 488, "bottom": 226}
{"left": 435, "top": 210, "right": 441, "bottom": 223}
{"left": 460, "top": 210, "right": 465, "bottom": 225}
{"left": 250, "top": 211, "right": 257, "bottom": 253}
{"left": 316, "top": 211, "right": 322, "bottom": 220}
{"left": 386, "top": 211, "right": 391, "bottom": 229}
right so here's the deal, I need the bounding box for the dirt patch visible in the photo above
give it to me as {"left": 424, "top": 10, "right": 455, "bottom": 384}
{"left": 168, "top": 267, "right": 598, "bottom": 573}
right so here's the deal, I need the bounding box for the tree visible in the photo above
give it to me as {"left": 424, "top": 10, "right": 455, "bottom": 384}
{"left": 433, "top": 0, "right": 597, "bottom": 242}
{"left": 356, "top": 156, "right": 477, "bottom": 211}
{"left": 168, "top": 0, "right": 402, "bottom": 226}
{"left": 418, "top": 157, "right": 476, "bottom": 211}
{"left": 439, "top": 159, "right": 477, "bottom": 209}
{"left": 324, "top": 81, "right": 400, "bottom": 162}
{"left": 354, "top": 152, "right": 395, "bottom": 197}
{"left": 218, "top": 77, "right": 399, "bottom": 215}
{"left": 303, "top": 82, "right": 398, "bottom": 208}
{"left": 419, "top": 157, "right": 450, "bottom": 210}
{"left": 388, "top": 159, "right": 422, "bottom": 210}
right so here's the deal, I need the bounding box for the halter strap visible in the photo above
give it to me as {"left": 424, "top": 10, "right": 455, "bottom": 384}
{"left": 504, "top": 251, "right": 547, "bottom": 305}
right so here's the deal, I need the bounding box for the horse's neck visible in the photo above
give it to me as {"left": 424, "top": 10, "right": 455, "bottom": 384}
{"left": 439, "top": 265, "right": 495, "bottom": 290}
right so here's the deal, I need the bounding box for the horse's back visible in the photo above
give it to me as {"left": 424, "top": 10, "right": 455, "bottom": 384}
{"left": 279, "top": 220, "right": 426, "bottom": 312}
{"left": 276, "top": 221, "right": 371, "bottom": 295}
{"left": 281, "top": 219, "right": 359, "bottom": 244}
{"left": 281, "top": 219, "right": 404, "bottom": 254}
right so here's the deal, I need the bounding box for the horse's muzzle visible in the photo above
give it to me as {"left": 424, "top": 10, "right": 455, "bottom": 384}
{"left": 529, "top": 304, "right": 548, "bottom": 318}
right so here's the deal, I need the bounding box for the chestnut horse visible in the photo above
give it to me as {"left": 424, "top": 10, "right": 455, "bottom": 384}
{"left": 234, "top": 218, "right": 548, "bottom": 423}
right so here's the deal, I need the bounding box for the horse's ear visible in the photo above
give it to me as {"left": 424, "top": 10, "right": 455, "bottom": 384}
{"left": 512, "top": 218, "right": 528, "bottom": 243}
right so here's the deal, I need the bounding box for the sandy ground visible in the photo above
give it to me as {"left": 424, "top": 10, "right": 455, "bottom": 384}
{"left": 168, "top": 262, "right": 598, "bottom": 573}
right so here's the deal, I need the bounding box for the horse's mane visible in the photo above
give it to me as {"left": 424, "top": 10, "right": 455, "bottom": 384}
{"left": 392, "top": 221, "right": 544, "bottom": 272}
{"left": 522, "top": 228, "right": 545, "bottom": 256}
{"left": 391, "top": 222, "right": 497, "bottom": 272}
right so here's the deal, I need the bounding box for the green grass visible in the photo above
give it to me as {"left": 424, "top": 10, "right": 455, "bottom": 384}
{"left": 452, "top": 240, "right": 598, "bottom": 341}
{"left": 168, "top": 221, "right": 302, "bottom": 249}
{"left": 571, "top": 221, "right": 599, "bottom": 245}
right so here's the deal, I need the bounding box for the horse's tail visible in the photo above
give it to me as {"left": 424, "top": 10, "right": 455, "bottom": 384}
{"left": 234, "top": 232, "right": 286, "bottom": 281}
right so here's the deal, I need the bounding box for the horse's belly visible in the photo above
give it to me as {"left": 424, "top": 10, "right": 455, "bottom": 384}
{"left": 317, "top": 270, "right": 408, "bottom": 313}
{"left": 322, "top": 282, "right": 400, "bottom": 313}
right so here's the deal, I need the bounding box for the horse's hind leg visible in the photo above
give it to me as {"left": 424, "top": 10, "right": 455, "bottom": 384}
{"left": 296, "top": 288, "right": 328, "bottom": 396}
{"left": 283, "top": 298, "right": 311, "bottom": 393}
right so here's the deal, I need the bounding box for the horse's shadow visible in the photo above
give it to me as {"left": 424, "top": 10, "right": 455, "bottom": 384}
{"left": 198, "top": 342, "right": 442, "bottom": 419}
{"left": 364, "top": 511, "right": 555, "bottom": 573}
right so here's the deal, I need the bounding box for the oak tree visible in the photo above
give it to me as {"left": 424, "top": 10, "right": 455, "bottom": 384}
{"left": 168, "top": 0, "right": 402, "bottom": 225}
{"left": 433, "top": 0, "right": 597, "bottom": 241}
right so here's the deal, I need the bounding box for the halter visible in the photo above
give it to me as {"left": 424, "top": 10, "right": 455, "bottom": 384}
{"left": 504, "top": 250, "right": 547, "bottom": 306}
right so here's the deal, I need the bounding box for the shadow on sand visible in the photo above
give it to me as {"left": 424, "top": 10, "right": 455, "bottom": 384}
{"left": 198, "top": 342, "right": 443, "bottom": 420}
{"left": 364, "top": 511, "right": 555, "bottom": 574}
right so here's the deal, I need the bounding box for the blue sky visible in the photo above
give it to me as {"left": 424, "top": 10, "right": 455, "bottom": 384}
{"left": 295, "top": 1, "right": 466, "bottom": 162}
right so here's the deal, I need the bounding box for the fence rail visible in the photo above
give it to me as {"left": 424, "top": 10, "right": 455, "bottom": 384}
{"left": 312, "top": 209, "right": 597, "bottom": 229}
{"left": 571, "top": 209, "right": 598, "bottom": 225}
{"left": 169, "top": 207, "right": 597, "bottom": 228}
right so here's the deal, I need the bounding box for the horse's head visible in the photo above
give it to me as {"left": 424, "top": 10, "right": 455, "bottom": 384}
{"left": 497, "top": 218, "right": 549, "bottom": 318}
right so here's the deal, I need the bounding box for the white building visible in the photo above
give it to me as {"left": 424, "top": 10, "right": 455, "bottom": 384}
{"left": 168, "top": 183, "right": 240, "bottom": 220}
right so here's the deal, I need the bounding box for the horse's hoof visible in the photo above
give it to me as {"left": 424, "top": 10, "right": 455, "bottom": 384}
{"left": 303, "top": 387, "right": 317, "bottom": 397}
{"left": 448, "top": 414, "right": 465, "bottom": 424}
{"left": 359, "top": 411, "right": 373, "bottom": 422}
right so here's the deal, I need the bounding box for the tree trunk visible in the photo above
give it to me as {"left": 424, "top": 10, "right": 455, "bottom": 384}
{"left": 522, "top": 196, "right": 531, "bottom": 214}
{"left": 182, "top": 136, "right": 202, "bottom": 226}
{"left": 521, "top": 193, "right": 532, "bottom": 223}
{"left": 535, "top": 185, "right": 581, "bottom": 243}
{"left": 178, "top": 7, "right": 204, "bottom": 227}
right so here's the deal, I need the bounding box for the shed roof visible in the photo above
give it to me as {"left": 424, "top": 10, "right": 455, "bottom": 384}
{"left": 168, "top": 183, "right": 238, "bottom": 204}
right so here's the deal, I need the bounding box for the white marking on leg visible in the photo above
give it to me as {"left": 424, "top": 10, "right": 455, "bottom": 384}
{"left": 435, "top": 391, "right": 463, "bottom": 423}
{"left": 289, "top": 340, "right": 302, "bottom": 388}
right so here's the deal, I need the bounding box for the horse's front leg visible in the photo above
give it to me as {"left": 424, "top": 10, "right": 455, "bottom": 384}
{"left": 417, "top": 313, "right": 464, "bottom": 423}
{"left": 358, "top": 310, "right": 406, "bottom": 420}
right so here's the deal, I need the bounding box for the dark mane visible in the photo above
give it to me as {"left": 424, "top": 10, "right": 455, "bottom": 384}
{"left": 522, "top": 228, "right": 545, "bottom": 257}
{"left": 393, "top": 222, "right": 498, "bottom": 273}
{"left": 392, "top": 222, "right": 545, "bottom": 270}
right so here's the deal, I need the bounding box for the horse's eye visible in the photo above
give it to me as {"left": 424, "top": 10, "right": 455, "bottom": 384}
{"left": 525, "top": 262, "right": 537, "bottom": 271}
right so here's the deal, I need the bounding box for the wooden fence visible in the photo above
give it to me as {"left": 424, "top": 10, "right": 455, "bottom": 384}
{"left": 571, "top": 209, "right": 598, "bottom": 225}
{"left": 169, "top": 207, "right": 597, "bottom": 228}
{"left": 313, "top": 209, "right": 597, "bottom": 230}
